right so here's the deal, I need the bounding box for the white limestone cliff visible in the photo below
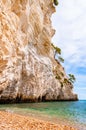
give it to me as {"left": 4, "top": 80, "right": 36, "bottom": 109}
{"left": 0, "top": 0, "right": 78, "bottom": 103}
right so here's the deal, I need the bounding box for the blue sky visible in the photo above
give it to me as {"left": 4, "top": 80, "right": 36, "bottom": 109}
{"left": 52, "top": 0, "right": 86, "bottom": 99}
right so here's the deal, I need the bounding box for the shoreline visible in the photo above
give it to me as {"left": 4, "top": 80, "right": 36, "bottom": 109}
{"left": 0, "top": 111, "right": 78, "bottom": 130}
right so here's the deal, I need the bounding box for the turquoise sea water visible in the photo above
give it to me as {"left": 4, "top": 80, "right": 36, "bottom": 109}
{"left": 0, "top": 100, "right": 86, "bottom": 130}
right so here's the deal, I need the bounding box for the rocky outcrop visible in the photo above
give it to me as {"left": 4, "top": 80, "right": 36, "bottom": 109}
{"left": 0, "top": 0, "right": 78, "bottom": 103}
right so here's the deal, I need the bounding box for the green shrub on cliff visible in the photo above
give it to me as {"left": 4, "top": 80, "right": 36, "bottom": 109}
{"left": 55, "top": 74, "right": 61, "bottom": 80}
{"left": 53, "top": 0, "right": 59, "bottom": 6}
{"left": 58, "top": 56, "right": 64, "bottom": 63}
{"left": 51, "top": 43, "right": 64, "bottom": 63}
{"left": 51, "top": 43, "right": 61, "bottom": 55}
{"left": 68, "top": 74, "right": 76, "bottom": 84}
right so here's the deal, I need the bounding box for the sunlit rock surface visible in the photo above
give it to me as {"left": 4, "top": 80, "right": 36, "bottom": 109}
{"left": 0, "top": 0, "right": 78, "bottom": 103}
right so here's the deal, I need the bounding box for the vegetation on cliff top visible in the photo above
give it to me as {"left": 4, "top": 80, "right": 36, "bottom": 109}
{"left": 52, "top": 0, "right": 59, "bottom": 6}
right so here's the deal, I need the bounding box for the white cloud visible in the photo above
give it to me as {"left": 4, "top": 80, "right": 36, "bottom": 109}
{"left": 52, "top": 0, "right": 86, "bottom": 99}
{"left": 58, "top": 0, "right": 83, "bottom": 21}
{"left": 52, "top": 0, "right": 86, "bottom": 67}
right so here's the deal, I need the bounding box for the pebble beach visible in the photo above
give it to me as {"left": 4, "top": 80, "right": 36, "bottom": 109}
{"left": 0, "top": 111, "right": 78, "bottom": 130}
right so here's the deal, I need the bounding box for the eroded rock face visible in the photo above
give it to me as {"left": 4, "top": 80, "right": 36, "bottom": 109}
{"left": 0, "top": 0, "right": 78, "bottom": 103}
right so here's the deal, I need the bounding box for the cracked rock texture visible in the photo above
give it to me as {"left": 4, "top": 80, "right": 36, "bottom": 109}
{"left": 0, "top": 0, "right": 78, "bottom": 103}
